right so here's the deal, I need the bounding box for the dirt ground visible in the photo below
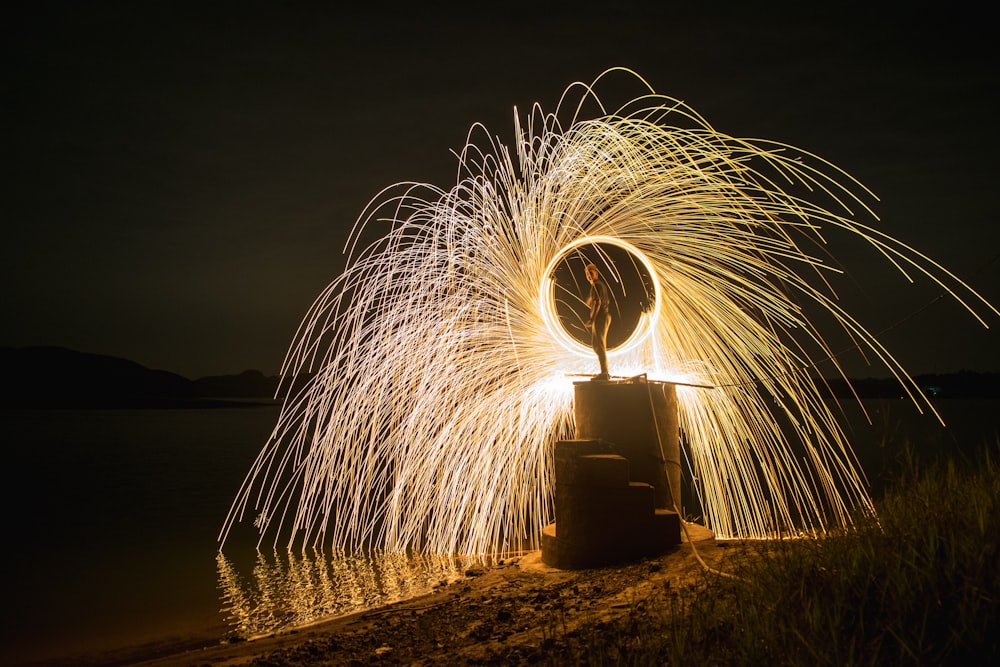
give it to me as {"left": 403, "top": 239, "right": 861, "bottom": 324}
{"left": 131, "top": 526, "right": 738, "bottom": 666}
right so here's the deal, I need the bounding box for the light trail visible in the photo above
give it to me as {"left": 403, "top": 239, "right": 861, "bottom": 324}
{"left": 220, "top": 68, "right": 997, "bottom": 555}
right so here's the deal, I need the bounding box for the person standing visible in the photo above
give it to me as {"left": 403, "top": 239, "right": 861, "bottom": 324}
{"left": 584, "top": 263, "right": 611, "bottom": 380}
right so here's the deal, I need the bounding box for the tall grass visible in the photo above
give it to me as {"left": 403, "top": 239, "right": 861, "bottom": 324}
{"left": 545, "top": 440, "right": 1000, "bottom": 665}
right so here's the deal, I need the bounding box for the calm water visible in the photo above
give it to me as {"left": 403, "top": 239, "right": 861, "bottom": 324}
{"left": 1, "top": 407, "right": 472, "bottom": 667}
{"left": 1, "top": 400, "right": 997, "bottom": 665}
{"left": 2, "top": 407, "right": 277, "bottom": 666}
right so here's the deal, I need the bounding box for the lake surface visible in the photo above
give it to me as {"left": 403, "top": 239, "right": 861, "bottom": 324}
{"left": 2, "top": 407, "right": 277, "bottom": 666}
{"left": 2, "top": 399, "right": 997, "bottom": 665}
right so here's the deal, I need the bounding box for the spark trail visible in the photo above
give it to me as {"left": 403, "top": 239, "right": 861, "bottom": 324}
{"left": 220, "top": 68, "right": 997, "bottom": 555}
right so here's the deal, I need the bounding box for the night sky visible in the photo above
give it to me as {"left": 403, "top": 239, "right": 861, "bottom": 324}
{"left": 6, "top": 2, "right": 998, "bottom": 379}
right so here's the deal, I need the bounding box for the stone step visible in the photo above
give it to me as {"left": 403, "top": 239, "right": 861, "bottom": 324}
{"left": 559, "top": 453, "right": 631, "bottom": 487}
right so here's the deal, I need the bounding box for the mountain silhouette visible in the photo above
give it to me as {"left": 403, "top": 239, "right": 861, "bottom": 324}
{"left": 1, "top": 346, "right": 995, "bottom": 409}
{"left": 1, "top": 346, "right": 283, "bottom": 408}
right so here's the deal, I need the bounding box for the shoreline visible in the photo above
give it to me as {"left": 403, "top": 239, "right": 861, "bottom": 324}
{"left": 126, "top": 526, "right": 725, "bottom": 666}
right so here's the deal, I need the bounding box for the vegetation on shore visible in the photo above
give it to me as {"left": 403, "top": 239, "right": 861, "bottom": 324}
{"left": 527, "top": 441, "right": 1000, "bottom": 666}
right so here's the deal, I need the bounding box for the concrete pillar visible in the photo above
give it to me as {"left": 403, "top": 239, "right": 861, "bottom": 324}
{"left": 573, "top": 379, "right": 682, "bottom": 514}
{"left": 541, "top": 378, "right": 700, "bottom": 568}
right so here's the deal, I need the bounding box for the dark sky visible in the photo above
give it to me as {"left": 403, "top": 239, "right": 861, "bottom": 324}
{"left": 5, "top": 2, "right": 998, "bottom": 379}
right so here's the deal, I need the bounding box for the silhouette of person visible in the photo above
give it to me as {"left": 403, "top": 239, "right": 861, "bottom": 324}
{"left": 584, "top": 263, "right": 611, "bottom": 380}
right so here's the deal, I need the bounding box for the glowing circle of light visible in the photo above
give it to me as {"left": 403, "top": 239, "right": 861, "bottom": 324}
{"left": 540, "top": 235, "right": 661, "bottom": 358}
{"left": 219, "top": 67, "right": 998, "bottom": 557}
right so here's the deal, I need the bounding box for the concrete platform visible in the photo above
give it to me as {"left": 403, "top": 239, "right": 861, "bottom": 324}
{"left": 542, "top": 439, "right": 682, "bottom": 569}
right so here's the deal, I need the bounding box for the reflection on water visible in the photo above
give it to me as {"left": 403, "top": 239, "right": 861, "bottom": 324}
{"left": 217, "top": 549, "right": 479, "bottom": 638}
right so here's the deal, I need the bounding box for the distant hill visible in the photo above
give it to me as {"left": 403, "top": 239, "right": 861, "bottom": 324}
{"left": 1, "top": 346, "right": 997, "bottom": 408}
{"left": 192, "top": 369, "right": 281, "bottom": 399}
{"left": 0, "top": 346, "right": 284, "bottom": 408}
